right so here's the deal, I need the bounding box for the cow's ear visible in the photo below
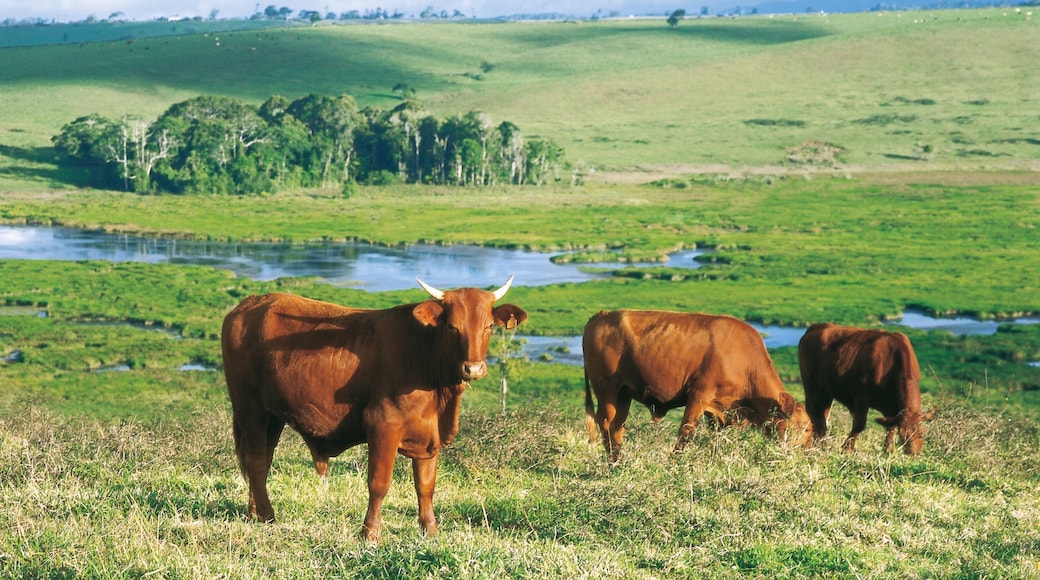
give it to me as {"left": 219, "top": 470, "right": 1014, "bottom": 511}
{"left": 493, "top": 304, "right": 528, "bottom": 329}
{"left": 777, "top": 392, "right": 796, "bottom": 416}
{"left": 413, "top": 300, "right": 444, "bottom": 327}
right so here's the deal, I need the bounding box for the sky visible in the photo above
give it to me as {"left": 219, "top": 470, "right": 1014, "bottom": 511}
{"left": 0, "top": 1, "right": 696, "bottom": 22}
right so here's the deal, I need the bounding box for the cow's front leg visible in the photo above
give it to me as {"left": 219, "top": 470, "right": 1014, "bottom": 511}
{"left": 412, "top": 456, "right": 438, "bottom": 536}
{"left": 362, "top": 433, "right": 400, "bottom": 542}
{"left": 882, "top": 422, "right": 898, "bottom": 453}
{"left": 674, "top": 396, "right": 709, "bottom": 454}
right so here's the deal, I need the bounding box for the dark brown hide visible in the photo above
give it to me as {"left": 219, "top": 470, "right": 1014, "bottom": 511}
{"left": 798, "top": 323, "right": 933, "bottom": 455}
{"left": 222, "top": 286, "right": 526, "bottom": 541}
{"left": 582, "top": 309, "right": 810, "bottom": 462}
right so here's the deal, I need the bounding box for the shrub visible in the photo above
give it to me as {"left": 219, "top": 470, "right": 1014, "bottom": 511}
{"left": 785, "top": 141, "right": 846, "bottom": 166}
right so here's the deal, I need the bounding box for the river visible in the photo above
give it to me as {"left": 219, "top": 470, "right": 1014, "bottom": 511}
{"left": 3, "top": 225, "right": 1037, "bottom": 366}
{"left": 0, "top": 225, "right": 701, "bottom": 291}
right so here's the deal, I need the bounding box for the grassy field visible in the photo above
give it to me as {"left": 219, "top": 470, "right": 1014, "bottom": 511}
{"left": 2, "top": 374, "right": 1038, "bottom": 578}
{"left": 1, "top": 288, "right": 1039, "bottom": 576}
{"left": 2, "top": 177, "right": 1039, "bottom": 575}
{"left": 1, "top": 9, "right": 1039, "bottom": 578}
{"left": 0, "top": 9, "right": 1037, "bottom": 188}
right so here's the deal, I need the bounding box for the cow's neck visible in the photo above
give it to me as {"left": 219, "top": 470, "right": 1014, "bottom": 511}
{"left": 436, "top": 381, "right": 468, "bottom": 447}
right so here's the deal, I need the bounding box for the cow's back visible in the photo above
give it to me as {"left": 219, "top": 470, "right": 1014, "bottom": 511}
{"left": 583, "top": 309, "right": 717, "bottom": 400}
{"left": 222, "top": 292, "right": 367, "bottom": 383}
{"left": 584, "top": 309, "right": 785, "bottom": 404}
{"left": 799, "top": 323, "right": 920, "bottom": 415}
{"left": 222, "top": 293, "right": 380, "bottom": 439}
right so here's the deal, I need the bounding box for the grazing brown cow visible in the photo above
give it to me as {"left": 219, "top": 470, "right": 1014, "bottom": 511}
{"left": 221, "top": 277, "right": 526, "bottom": 541}
{"left": 582, "top": 309, "right": 811, "bottom": 462}
{"left": 798, "top": 323, "right": 935, "bottom": 455}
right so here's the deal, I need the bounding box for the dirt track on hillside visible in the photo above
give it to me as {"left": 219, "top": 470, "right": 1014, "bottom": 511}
{"left": 587, "top": 160, "right": 1040, "bottom": 186}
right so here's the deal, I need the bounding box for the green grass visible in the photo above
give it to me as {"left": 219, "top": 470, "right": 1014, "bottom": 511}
{"left": 1, "top": 390, "right": 1037, "bottom": 578}
{"left": 0, "top": 255, "right": 1037, "bottom": 575}
{"left": 0, "top": 10, "right": 1037, "bottom": 188}
{"left": 1, "top": 10, "right": 1039, "bottom": 577}
{"left": 0, "top": 19, "right": 300, "bottom": 49}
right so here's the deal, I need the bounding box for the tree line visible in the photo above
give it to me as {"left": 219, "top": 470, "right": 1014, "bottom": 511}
{"left": 52, "top": 94, "right": 565, "bottom": 195}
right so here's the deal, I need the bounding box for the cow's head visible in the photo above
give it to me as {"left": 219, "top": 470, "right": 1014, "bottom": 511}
{"left": 413, "top": 275, "right": 527, "bottom": 382}
{"left": 876, "top": 408, "right": 937, "bottom": 455}
{"left": 774, "top": 392, "right": 813, "bottom": 448}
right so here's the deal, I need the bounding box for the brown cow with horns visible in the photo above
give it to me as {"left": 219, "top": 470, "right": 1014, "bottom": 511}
{"left": 221, "top": 276, "right": 526, "bottom": 541}
{"left": 798, "top": 323, "right": 935, "bottom": 455}
{"left": 583, "top": 309, "right": 811, "bottom": 462}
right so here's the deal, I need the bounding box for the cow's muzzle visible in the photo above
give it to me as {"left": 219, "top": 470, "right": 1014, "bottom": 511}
{"left": 462, "top": 361, "right": 487, "bottom": 381}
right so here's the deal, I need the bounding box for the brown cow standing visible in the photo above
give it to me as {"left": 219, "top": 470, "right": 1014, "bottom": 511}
{"left": 221, "top": 277, "right": 526, "bottom": 541}
{"left": 798, "top": 323, "right": 933, "bottom": 455}
{"left": 582, "top": 309, "right": 811, "bottom": 462}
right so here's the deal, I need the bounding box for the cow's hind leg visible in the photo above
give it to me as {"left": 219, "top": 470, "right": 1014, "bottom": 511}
{"left": 584, "top": 369, "right": 600, "bottom": 444}
{"left": 842, "top": 396, "right": 870, "bottom": 453}
{"left": 804, "top": 390, "right": 833, "bottom": 447}
{"left": 233, "top": 409, "right": 285, "bottom": 522}
{"left": 595, "top": 388, "right": 632, "bottom": 463}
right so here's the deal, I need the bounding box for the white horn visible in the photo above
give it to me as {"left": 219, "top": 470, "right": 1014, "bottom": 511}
{"left": 492, "top": 274, "right": 514, "bottom": 301}
{"left": 416, "top": 277, "right": 444, "bottom": 300}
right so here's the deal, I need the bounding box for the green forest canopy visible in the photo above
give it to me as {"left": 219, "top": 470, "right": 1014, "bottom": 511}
{"left": 52, "top": 93, "right": 566, "bottom": 195}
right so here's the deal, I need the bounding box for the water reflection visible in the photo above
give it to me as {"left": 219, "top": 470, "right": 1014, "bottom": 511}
{"left": 883, "top": 309, "right": 1040, "bottom": 336}
{"left": 179, "top": 362, "right": 217, "bottom": 371}
{"left": 5, "top": 226, "right": 1036, "bottom": 367}
{"left": 0, "top": 226, "right": 701, "bottom": 291}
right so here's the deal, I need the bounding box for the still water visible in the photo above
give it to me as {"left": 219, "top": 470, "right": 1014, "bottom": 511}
{"left": 3, "top": 225, "right": 1037, "bottom": 367}
{"left": 520, "top": 311, "right": 1040, "bottom": 366}
{"left": 0, "top": 225, "right": 701, "bottom": 291}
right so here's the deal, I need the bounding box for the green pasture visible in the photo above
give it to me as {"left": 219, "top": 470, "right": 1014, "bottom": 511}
{"left": 1, "top": 257, "right": 1038, "bottom": 574}
{"left": 0, "top": 9, "right": 1037, "bottom": 188}
{"left": 1, "top": 345, "right": 1038, "bottom": 577}
{"left": 2, "top": 175, "right": 1039, "bottom": 408}
{"left": 0, "top": 18, "right": 298, "bottom": 49}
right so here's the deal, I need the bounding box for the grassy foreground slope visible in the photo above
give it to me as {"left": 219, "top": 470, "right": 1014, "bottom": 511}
{"left": 1, "top": 380, "right": 1038, "bottom": 578}
{"left": 0, "top": 9, "right": 1037, "bottom": 189}
{"left": 0, "top": 281, "right": 1038, "bottom": 577}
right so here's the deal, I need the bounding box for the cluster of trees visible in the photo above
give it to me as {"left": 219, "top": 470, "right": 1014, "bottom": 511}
{"left": 254, "top": 5, "right": 416, "bottom": 22}
{"left": 52, "top": 94, "right": 565, "bottom": 195}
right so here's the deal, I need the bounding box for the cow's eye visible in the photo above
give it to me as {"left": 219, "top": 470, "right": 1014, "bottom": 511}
{"left": 448, "top": 325, "right": 461, "bottom": 335}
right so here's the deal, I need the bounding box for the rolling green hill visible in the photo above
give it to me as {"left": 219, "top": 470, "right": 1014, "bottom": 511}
{"left": 1, "top": 9, "right": 1037, "bottom": 191}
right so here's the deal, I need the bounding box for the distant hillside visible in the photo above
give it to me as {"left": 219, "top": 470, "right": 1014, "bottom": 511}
{"left": 0, "top": 9, "right": 1036, "bottom": 183}
{"left": 746, "top": 0, "right": 1036, "bottom": 14}
{"left": 0, "top": 19, "right": 299, "bottom": 48}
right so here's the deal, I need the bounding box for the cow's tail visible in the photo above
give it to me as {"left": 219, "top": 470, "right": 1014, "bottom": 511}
{"left": 584, "top": 367, "right": 599, "bottom": 443}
